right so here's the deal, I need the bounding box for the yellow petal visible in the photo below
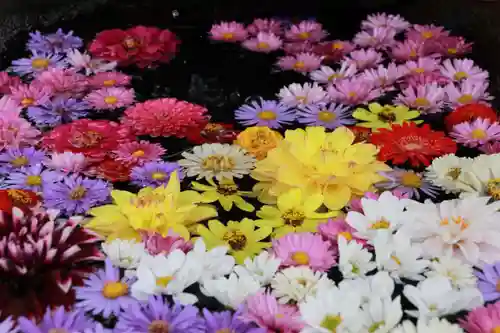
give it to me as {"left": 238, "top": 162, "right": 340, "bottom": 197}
{"left": 323, "top": 184, "right": 352, "bottom": 210}
{"left": 191, "top": 181, "right": 215, "bottom": 192}
{"left": 233, "top": 196, "right": 255, "bottom": 212}
{"left": 252, "top": 226, "right": 272, "bottom": 241}
{"left": 218, "top": 195, "right": 234, "bottom": 211}
{"left": 257, "top": 205, "right": 282, "bottom": 219}
{"left": 186, "top": 205, "right": 218, "bottom": 224}
{"left": 367, "top": 102, "right": 383, "bottom": 113}
{"left": 200, "top": 190, "right": 219, "bottom": 203}
{"left": 255, "top": 218, "right": 284, "bottom": 228}
{"left": 303, "top": 193, "right": 324, "bottom": 214}
{"left": 277, "top": 188, "right": 302, "bottom": 212}
{"left": 110, "top": 190, "right": 135, "bottom": 207}
{"left": 352, "top": 108, "right": 379, "bottom": 121}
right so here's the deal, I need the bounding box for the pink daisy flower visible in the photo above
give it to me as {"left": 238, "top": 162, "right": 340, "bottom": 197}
{"left": 272, "top": 232, "right": 336, "bottom": 272}
{"left": 403, "top": 57, "right": 440, "bottom": 75}
{"left": 241, "top": 292, "right": 304, "bottom": 332}
{"left": 361, "top": 13, "right": 410, "bottom": 32}
{"left": 0, "top": 113, "right": 40, "bottom": 150}
{"left": 360, "top": 63, "right": 405, "bottom": 91}
{"left": 430, "top": 36, "right": 473, "bottom": 58}
{"left": 84, "top": 87, "right": 135, "bottom": 110}
{"left": 113, "top": 140, "right": 165, "bottom": 166}
{"left": 406, "top": 24, "right": 450, "bottom": 42}
{"left": 209, "top": 21, "right": 248, "bottom": 42}
{"left": 44, "top": 152, "right": 88, "bottom": 173}
{"left": 242, "top": 32, "right": 283, "bottom": 53}
{"left": 391, "top": 39, "right": 434, "bottom": 62}
{"left": 318, "top": 217, "right": 367, "bottom": 249}
{"left": 346, "top": 49, "right": 384, "bottom": 70}
{"left": 276, "top": 52, "right": 322, "bottom": 73}
{"left": 0, "top": 96, "right": 21, "bottom": 115}
{"left": 278, "top": 82, "right": 328, "bottom": 107}
{"left": 141, "top": 231, "right": 193, "bottom": 255}
{"left": 353, "top": 27, "right": 397, "bottom": 49}
{"left": 34, "top": 68, "right": 88, "bottom": 97}
{"left": 309, "top": 62, "right": 357, "bottom": 84}
{"left": 246, "top": 18, "right": 283, "bottom": 36}
{"left": 444, "top": 80, "right": 492, "bottom": 107}
{"left": 283, "top": 41, "right": 315, "bottom": 54}
{"left": 450, "top": 118, "right": 500, "bottom": 148}
{"left": 440, "top": 58, "right": 488, "bottom": 83}
{"left": 402, "top": 71, "right": 450, "bottom": 88}
{"left": 479, "top": 142, "right": 500, "bottom": 155}
{"left": 9, "top": 82, "right": 52, "bottom": 108}
{"left": 394, "top": 83, "right": 446, "bottom": 113}
{"left": 88, "top": 72, "right": 131, "bottom": 89}
{"left": 327, "top": 77, "right": 381, "bottom": 105}
{"left": 285, "top": 20, "right": 327, "bottom": 42}
{"left": 459, "top": 302, "right": 500, "bottom": 333}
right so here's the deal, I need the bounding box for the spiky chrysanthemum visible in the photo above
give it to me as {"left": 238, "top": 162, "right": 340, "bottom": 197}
{"left": 0, "top": 208, "right": 103, "bottom": 319}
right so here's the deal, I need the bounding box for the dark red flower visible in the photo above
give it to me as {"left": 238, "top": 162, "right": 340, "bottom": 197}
{"left": 0, "top": 208, "right": 103, "bottom": 319}
{"left": 348, "top": 126, "right": 371, "bottom": 143}
{"left": 0, "top": 72, "right": 21, "bottom": 95}
{"left": 312, "top": 40, "right": 355, "bottom": 63}
{"left": 425, "top": 36, "right": 473, "bottom": 58}
{"left": 87, "top": 157, "right": 132, "bottom": 182}
{"left": 186, "top": 121, "right": 239, "bottom": 144}
{"left": 445, "top": 103, "right": 498, "bottom": 131}
{"left": 0, "top": 189, "right": 40, "bottom": 213}
{"left": 42, "top": 119, "right": 134, "bottom": 162}
{"left": 370, "top": 122, "right": 457, "bottom": 167}
{"left": 89, "top": 26, "right": 180, "bottom": 68}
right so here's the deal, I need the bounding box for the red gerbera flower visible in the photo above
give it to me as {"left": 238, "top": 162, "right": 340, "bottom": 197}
{"left": 86, "top": 157, "right": 132, "bottom": 182}
{"left": 348, "top": 125, "right": 371, "bottom": 143}
{"left": 0, "top": 189, "right": 39, "bottom": 213}
{"left": 0, "top": 208, "right": 102, "bottom": 319}
{"left": 186, "top": 121, "right": 239, "bottom": 144}
{"left": 445, "top": 103, "right": 497, "bottom": 131}
{"left": 42, "top": 119, "right": 134, "bottom": 162}
{"left": 370, "top": 122, "right": 457, "bottom": 167}
{"left": 89, "top": 26, "right": 180, "bottom": 68}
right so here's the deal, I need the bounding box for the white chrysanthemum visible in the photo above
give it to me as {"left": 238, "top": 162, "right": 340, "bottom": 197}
{"left": 361, "top": 296, "right": 403, "bottom": 333}
{"left": 179, "top": 143, "right": 256, "bottom": 181}
{"left": 402, "top": 196, "right": 500, "bottom": 265}
{"left": 346, "top": 191, "right": 410, "bottom": 242}
{"left": 391, "top": 318, "right": 464, "bottom": 333}
{"left": 309, "top": 63, "right": 357, "bottom": 84}
{"left": 101, "top": 238, "right": 147, "bottom": 273}
{"left": 425, "top": 255, "right": 476, "bottom": 289}
{"left": 425, "top": 154, "right": 476, "bottom": 194}
{"left": 233, "top": 251, "right": 281, "bottom": 285}
{"left": 461, "top": 154, "right": 500, "bottom": 199}
{"left": 339, "top": 271, "right": 395, "bottom": 305}
{"left": 338, "top": 236, "right": 376, "bottom": 279}
{"left": 277, "top": 82, "right": 328, "bottom": 107}
{"left": 271, "top": 266, "right": 335, "bottom": 304}
{"left": 187, "top": 239, "right": 235, "bottom": 283}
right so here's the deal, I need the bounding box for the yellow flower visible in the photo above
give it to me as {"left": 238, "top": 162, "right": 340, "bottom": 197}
{"left": 234, "top": 126, "right": 283, "bottom": 160}
{"left": 86, "top": 172, "right": 217, "bottom": 241}
{"left": 191, "top": 178, "right": 255, "bottom": 212}
{"left": 352, "top": 103, "right": 422, "bottom": 131}
{"left": 251, "top": 126, "right": 390, "bottom": 210}
{"left": 256, "top": 188, "right": 336, "bottom": 238}
{"left": 197, "top": 218, "right": 271, "bottom": 264}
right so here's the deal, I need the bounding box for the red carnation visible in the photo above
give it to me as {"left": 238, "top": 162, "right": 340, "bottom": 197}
{"left": 121, "top": 98, "right": 209, "bottom": 138}
{"left": 186, "top": 121, "right": 239, "bottom": 144}
{"left": 0, "top": 189, "right": 39, "bottom": 213}
{"left": 42, "top": 119, "right": 134, "bottom": 162}
{"left": 86, "top": 157, "right": 132, "bottom": 182}
{"left": 370, "top": 122, "right": 457, "bottom": 167}
{"left": 89, "top": 26, "right": 180, "bottom": 68}
{"left": 445, "top": 103, "right": 498, "bottom": 131}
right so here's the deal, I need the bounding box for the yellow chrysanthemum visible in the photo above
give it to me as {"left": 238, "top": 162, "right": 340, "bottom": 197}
{"left": 197, "top": 218, "right": 271, "bottom": 264}
{"left": 191, "top": 178, "right": 255, "bottom": 212}
{"left": 251, "top": 126, "right": 390, "bottom": 210}
{"left": 352, "top": 103, "right": 422, "bottom": 131}
{"left": 86, "top": 172, "right": 217, "bottom": 241}
{"left": 234, "top": 126, "right": 283, "bottom": 160}
{"left": 256, "top": 188, "right": 336, "bottom": 238}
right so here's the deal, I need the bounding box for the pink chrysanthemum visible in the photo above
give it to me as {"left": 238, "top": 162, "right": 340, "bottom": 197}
{"left": 450, "top": 118, "right": 500, "bottom": 148}
{"left": 444, "top": 80, "right": 492, "bottom": 107}
{"left": 360, "top": 63, "right": 404, "bottom": 91}
{"left": 272, "top": 232, "right": 336, "bottom": 272}
{"left": 327, "top": 77, "right": 381, "bottom": 105}
{"left": 9, "top": 83, "right": 52, "bottom": 108}
{"left": 141, "top": 231, "right": 193, "bottom": 255}
{"left": 113, "top": 140, "right": 165, "bottom": 166}
{"left": 402, "top": 71, "right": 450, "bottom": 88}
{"left": 285, "top": 20, "right": 327, "bottom": 42}
{"left": 346, "top": 49, "right": 384, "bottom": 70}
{"left": 459, "top": 302, "right": 500, "bottom": 333}
{"left": 84, "top": 87, "right": 135, "bottom": 110}
{"left": 241, "top": 292, "right": 304, "bottom": 332}
{"left": 390, "top": 39, "right": 434, "bottom": 62}
{"left": 34, "top": 68, "right": 88, "bottom": 97}
{"left": 276, "top": 52, "right": 322, "bottom": 73}
{"left": 0, "top": 96, "right": 21, "bottom": 115}
{"left": 318, "top": 217, "right": 366, "bottom": 249}
{"left": 309, "top": 62, "right": 357, "bottom": 84}
{"left": 406, "top": 24, "right": 450, "bottom": 42}
{"left": 121, "top": 98, "right": 209, "bottom": 138}
{"left": 246, "top": 18, "right": 283, "bottom": 36}
{"left": 430, "top": 36, "right": 473, "bottom": 58}
{"left": 353, "top": 27, "right": 397, "bottom": 49}
{"left": 479, "top": 141, "right": 500, "bottom": 155}
{"left": 361, "top": 13, "right": 410, "bottom": 32}
{"left": 44, "top": 152, "right": 88, "bottom": 174}
{"left": 394, "top": 83, "right": 446, "bottom": 113}
{"left": 88, "top": 72, "right": 131, "bottom": 89}
{"left": 209, "top": 22, "right": 248, "bottom": 42}
{"left": 0, "top": 72, "right": 21, "bottom": 94}
{"left": 403, "top": 57, "right": 440, "bottom": 75}
{"left": 283, "top": 41, "right": 315, "bottom": 54}
{"left": 0, "top": 113, "right": 41, "bottom": 150}
{"left": 440, "top": 58, "right": 488, "bottom": 83}
{"left": 242, "top": 32, "right": 283, "bottom": 53}
{"left": 278, "top": 82, "right": 328, "bottom": 107}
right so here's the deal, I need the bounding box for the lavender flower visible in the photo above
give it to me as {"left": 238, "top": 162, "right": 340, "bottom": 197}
{"left": 27, "top": 29, "right": 83, "bottom": 54}
{"left": 114, "top": 296, "right": 205, "bottom": 333}
{"left": 0, "top": 147, "right": 46, "bottom": 174}
{"left": 78, "top": 324, "right": 111, "bottom": 333}
{"left": 234, "top": 99, "right": 295, "bottom": 128}
{"left": 2, "top": 164, "right": 61, "bottom": 192}
{"left": 0, "top": 316, "right": 18, "bottom": 333}
{"left": 203, "top": 309, "right": 264, "bottom": 333}
{"left": 475, "top": 262, "right": 500, "bottom": 302}
{"left": 296, "top": 103, "right": 355, "bottom": 129}
{"left": 42, "top": 174, "right": 110, "bottom": 215}
{"left": 27, "top": 97, "right": 89, "bottom": 127}
{"left": 11, "top": 51, "right": 65, "bottom": 76}
{"left": 18, "top": 306, "right": 93, "bottom": 333}
{"left": 130, "top": 161, "right": 183, "bottom": 188}
{"left": 377, "top": 168, "right": 440, "bottom": 200}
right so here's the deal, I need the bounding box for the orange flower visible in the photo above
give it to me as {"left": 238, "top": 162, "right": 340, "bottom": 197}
{"left": 234, "top": 126, "right": 283, "bottom": 160}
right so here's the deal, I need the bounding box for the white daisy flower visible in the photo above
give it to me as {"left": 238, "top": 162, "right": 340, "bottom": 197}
{"left": 179, "top": 143, "right": 256, "bottom": 181}
{"left": 425, "top": 255, "right": 476, "bottom": 289}
{"left": 361, "top": 296, "right": 403, "bottom": 333}
{"left": 462, "top": 154, "right": 500, "bottom": 199}
{"left": 187, "top": 238, "right": 235, "bottom": 283}
{"left": 66, "top": 49, "right": 117, "bottom": 75}
{"left": 391, "top": 318, "right": 465, "bottom": 333}
{"left": 101, "top": 238, "right": 147, "bottom": 275}
{"left": 339, "top": 271, "right": 395, "bottom": 304}
{"left": 277, "top": 82, "right": 328, "bottom": 107}
{"left": 233, "top": 251, "right": 281, "bottom": 286}
{"left": 271, "top": 266, "right": 335, "bottom": 304}
{"left": 309, "top": 63, "right": 357, "bottom": 84}
{"left": 338, "top": 236, "right": 376, "bottom": 279}
{"left": 425, "top": 154, "right": 477, "bottom": 194}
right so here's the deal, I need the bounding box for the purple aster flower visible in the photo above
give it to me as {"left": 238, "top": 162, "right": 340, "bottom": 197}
{"left": 475, "top": 262, "right": 500, "bottom": 302}
{"left": 27, "top": 29, "right": 83, "bottom": 54}
{"left": 2, "top": 164, "right": 61, "bottom": 192}
{"left": 17, "top": 306, "right": 93, "bottom": 333}
{"left": 78, "top": 323, "right": 111, "bottom": 333}
{"left": 0, "top": 316, "right": 18, "bottom": 333}
{"left": 203, "top": 309, "right": 265, "bottom": 333}
{"left": 27, "top": 96, "right": 89, "bottom": 127}
{"left": 377, "top": 168, "right": 439, "bottom": 200}
{"left": 42, "top": 174, "right": 110, "bottom": 215}
{"left": 0, "top": 147, "right": 46, "bottom": 174}
{"left": 234, "top": 99, "right": 295, "bottom": 128}
{"left": 296, "top": 103, "right": 355, "bottom": 129}
{"left": 130, "top": 161, "right": 183, "bottom": 188}
{"left": 11, "top": 51, "right": 66, "bottom": 76}
{"left": 115, "top": 296, "right": 205, "bottom": 333}
{"left": 75, "top": 258, "right": 137, "bottom": 318}
{"left": 450, "top": 118, "right": 500, "bottom": 148}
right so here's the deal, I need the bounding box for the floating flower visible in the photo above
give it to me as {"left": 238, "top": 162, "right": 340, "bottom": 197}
{"left": 440, "top": 58, "right": 488, "bottom": 82}
{"left": 460, "top": 302, "right": 500, "bottom": 333}
{"left": 234, "top": 99, "right": 295, "bottom": 129}
{"left": 360, "top": 63, "right": 404, "bottom": 90}
{"left": 84, "top": 87, "right": 135, "bottom": 110}
{"left": 186, "top": 122, "right": 238, "bottom": 145}
{"left": 317, "top": 217, "right": 366, "bottom": 248}
{"left": 87, "top": 157, "right": 132, "bottom": 182}
{"left": 27, "top": 29, "right": 83, "bottom": 53}
{"left": 390, "top": 39, "right": 430, "bottom": 62}
{"left": 353, "top": 103, "right": 422, "bottom": 131}
{"left": 277, "top": 82, "right": 328, "bottom": 107}
{"left": 9, "top": 83, "right": 52, "bottom": 108}
{"left": 234, "top": 126, "right": 283, "bottom": 160}
{"left": 17, "top": 307, "right": 93, "bottom": 332}
{"left": 327, "top": 77, "right": 382, "bottom": 105}
{"left": 353, "top": 27, "right": 396, "bottom": 49}
{"left": 451, "top": 118, "right": 500, "bottom": 148}
{"left": 130, "top": 161, "right": 183, "bottom": 188}
{"left": 403, "top": 57, "right": 440, "bottom": 75}
{"left": 26, "top": 96, "right": 89, "bottom": 127}
{"left": 309, "top": 63, "right": 357, "bottom": 84}
{"left": 445, "top": 103, "right": 497, "bottom": 131}
{"left": 34, "top": 68, "right": 88, "bottom": 96}
{"left": 101, "top": 239, "right": 146, "bottom": 271}
{"left": 444, "top": 80, "right": 492, "bottom": 107}
{"left": 44, "top": 152, "right": 88, "bottom": 174}
{"left": 121, "top": 98, "right": 208, "bottom": 138}
{"left": 370, "top": 122, "right": 457, "bottom": 167}
{"left": 242, "top": 32, "right": 282, "bottom": 53}
{"left": 283, "top": 41, "right": 315, "bottom": 54}
{"left": 406, "top": 24, "right": 450, "bottom": 42}
{"left": 312, "top": 40, "right": 355, "bottom": 63}
{"left": 297, "top": 102, "right": 355, "bottom": 129}
{"left": 394, "top": 83, "right": 446, "bottom": 114}
{"left": 0, "top": 147, "right": 46, "bottom": 174}
{"left": 247, "top": 18, "right": 283, "bottom": 36}
{"left": 66, "top": 49, "right": 117, "bottom": 75}
{"left": 141, "top": 231, "right": 193, "bottom": 256}
{"left": 87, "top": 71, "right": 131, "bottom": 88}
{"left": 204, "top": 308, "right": 265, "bottom": 333}
{"left": 480, "top": 142, "right": 500, "bottom": 155}
{"left": 361, "top": 13, "right": 410, "bottom": 32}
{"left": 202, "top": 271, "right": 261, "bottom": 309}
{"left": 11, "top": 51, "right": 65, "bottom": 76}
{"left": 3, "top": 164, "right": 61, "bottom": 192}
{"left": 346, "top": 49, "right": 384, "bottom": 70}
{"left": 431, "top": 35, "right": 473, "bottom": 58}
{"left": 209, "top": 21, "right": 248, "bottom": 42}
{"left": 0, "top": 114, "right": 41, "bottom": 150}
{"left": 337, "top": 236, "right": 376, "bottom": 278}
{"left": 113, "top": 140, "right": 165, "bottom": 166}
{"left": 475, "top": 262, "right": 500, "bottom": 302}
{"left": 424, "top": 154, "right": 477, "bottom": 194}
{"left": 377, "top": 168, "right": 440, "bottom": 199}
{"left": 284, "top": 21, "right": 327, "bottom": 42}
{"left": 191, "top": 178, "right": 254, "bottom": 212}
{"left": 276, "top": 52, "right": 322, "bottom": 73}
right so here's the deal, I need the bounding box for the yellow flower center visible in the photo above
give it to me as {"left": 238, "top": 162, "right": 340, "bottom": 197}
{"left": 148, "top": 320, "right": 169, "bottom": 333}
{"left": 102, "top": 281, "right": 129, "bottom": 299}
{"left": 71, "top": 130, "right": 102, "bottom": 148}
{"left": 223, "top": 230, "right": 248, "bottom": 251}
{"left": 257, "top": 42, "right": 270, "bottom": 49}
{"left": 123, "top": 37, "right": 138, "bottom": 49}
{"left": 104, "top": 96, "right": 118, "bottom": 105}
{"left": 292, "top": 251, "right": 310, "bottom": 265}
{"left": 413, "top": 67, "right": 425, "bottom": 74}
{"left": 282, "top": 209, "right": 306, "bottom": 227}
{"left": 11, "top": 156, "right": 29, "bottom": 167}
{"left": 338, "top": 232, "right": 352, "bottom": 241}
{"left": 298, "top": 32, "right": 310, "bottom": 39}
{"left": 409, "top": 50, "right": 417, "bottom": 58}
{"left": 377, "top": 109, "right": 397, "bottom": 123}
{"left": 201, "top": 155, "right": 236, "bottom": 173}
{"left": 21, "top": 97, "right": 35, "bottom": 107}
{"left": 132, "top": 193, "right": 166, "bottom": 207}
{"left": 421, "top": 31, "right": 434, "bottom": 39}
{"left": 440, "top": 216, "right": 469, "bottom": 230}
{"left": 321, "top": 315, "right": 342, "bottom": 332}
{"left": 347, "top": 91, "right": 357, "bottom": 98}
{"left": 69, "top": 186, "right": 87, "bottom": 200}
{"left": 31, "top": 58, "right": 50, "bottom": 69}
{"left": 414, "top": 97, "right": 430, "bottom": 107}
{"left": 151, "top": 172, "right": 167, "bottom": 180}
{"left": 258, "top": 110, "right": 277, "bottom": 120}
{"left": 492, "top": 327, "right": 500, "bottom": 333}
{"left": 391, "top": 255, "right": 402, "bottom": 265}
{"left": 222, "top": 32, "right": 234, "bottom": 40}
{"left": 156, "top": 276, "right": 174, "bottom": 288}
{"left": 294, "top": 61, "right": 305, "bottom": 69}
{"left": 132, "top": 150, "right": 145, "bottom": 157}
{"left": 446, "top": 167, "right": 462, "bottom": 180}
{"left": 400, "top": 171, "right": 422, "bottom": 188}
{"left": 103, "top": 79, "right": 116, "bottom": 87}
{"left": 217, "top": 183, "right": 238, "bottom": 195}
{"left": 317, "top": 110, "right": 336, "bottom": 123}
{"left": 370, "top": 218, "right": 391, "bottom": 230}
{"left": 26, "top": 175, "right": 42, "bottom": 186}
{"left": 454, "top": 71, "right": 468, "bottom": 80}
{"left": 216, "top": 329, "right": 232, "bottom": 333}
{"left": 48, "top": 329, "right": 69, "bottom": 333}
{"left": 332, "top": 42, "right": 343, "bottom": 50}
{"left": 7, "top": 189, "right": 33, "bottom": 205}
{"left": 368, "top": 321, "right": 386, "bottom": 333}
{"left": 487, "top": 178, "right": 500, "bottom": 200}
{"left": 448, "top": 48, "right": 458, "bottom": 54}
{"left": 295, "top": 96, "right": 307, "bottom": 102}
{"left": 328, "top": 73, "right": 343, "bottom": 81}
{"left": 471, "top": 128, "right": 487, "bottom": 139}
{"left": 458, "top": 94, "right": 473, "bottom": 104}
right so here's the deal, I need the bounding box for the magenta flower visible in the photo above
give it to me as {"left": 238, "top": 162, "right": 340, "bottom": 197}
{"left": 440, "top": 58, "right": 488, "bottom": 83}
{"left": 9, "top": 82, "right": 52, "bottom": 108}
{"left": 394, "top": 83, "right": 446, "bottom": 113}
{"left": 353, "top": 27, "right": 397, "bottom": 49}
{"left": 246, "top": 18, "right": 283, "bottom": 36}
{"left": 406, "top": 24, "right": 450, "bottom": 42}
{"left": 430, "top": 35, "right": 473, "bottom": 57}
{"left": 361, "top": 13, "right": 410, "bottom": 32}
{"left": 360, "top": 63, "right": 404, "bottom": 91}
{"left": 0, "top": 96, "right": 21, "bottom": 115}
{"left": 284, "top": 20, "right": 327, "bottom": 42}
{"left": 141, "top": 231, "right": 193, "bottom": 255}
{"left": 0, "top": 113, "right": 41, "bottom": 150}
{"left": 317, "top": 217, "right": 367, "bottom": 249}
{"left": 402, "top": 71, "right": 450, "bottom": 88}
{"left": 391, "top": 39, "right": 434, "bottom": 62}
{"left": 88, "top": 72, "right": 131, "bottom": 89}
{"left": 242, "top": 32, "right": 282, "bottom": 53}
{"left": 113, "top": 140, "right": 165, "bottom": 166}
{"left": 309, "top": 62, "right": 357, "bottom": 84}
{"left": 327, "top": 77, "right": 381, "bottom": 105}
{"left": 45, "top": 152, "right": 88, "bottom": 173}
{"left": 479, "top": 142, "right": 500, "bottom": 155}
{"left": 346, "top": 48, "right": 384, "bottom": 70}
{"left": 34, "top": 68, "right": 88, "bottom": 97}
{"left": 403, "top": 57, "right": 440, "bottom": 75}
{"left": 444, "top": 80, "right": 492, "bottom": 107}
{"left": 450, "top": 118, "right": 500, "bottom": 148}
{"left": 276, "top": 52, "right": 322, "bottom": 73}
{"left": 283, "top": 41, "right": 315, "bottom": 54}
{"left": 209, "top": 22, "right": 248, "bottom": 42}
{"left": 460, "top": 302, "right": 500, "bottom": 333}
{"left": 84, "top": 87, "right": 135, "bottom": 110}
{"left": 313, "top": 40, "right": 356, "bottom": 63}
